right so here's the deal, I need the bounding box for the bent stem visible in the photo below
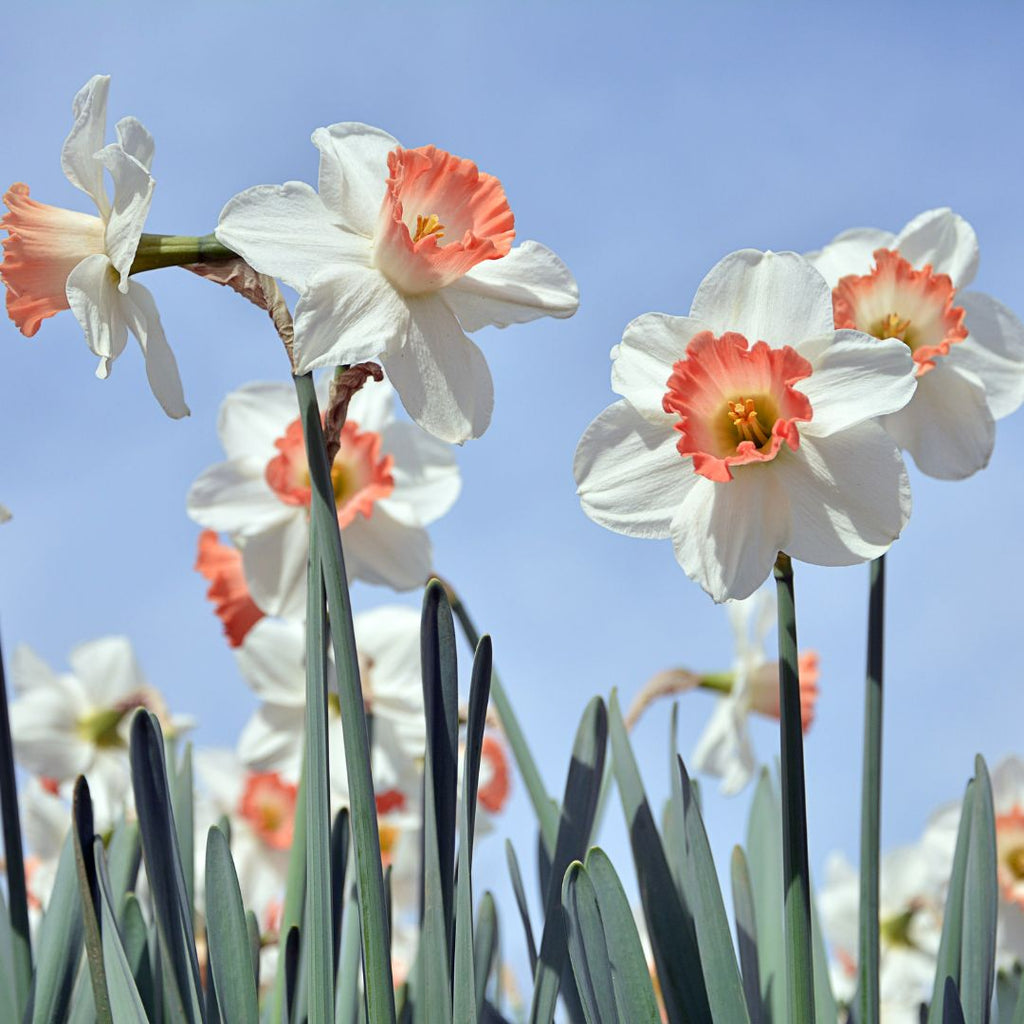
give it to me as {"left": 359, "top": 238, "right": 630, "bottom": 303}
{"left": 294, "top": 373, "right": 396, "bottom": 1024}
{"left": 773, "top": 552, "right": 815, "bottom": 1023}
{"left": 858, "top": 555, "right": 885, "bottom": 1024}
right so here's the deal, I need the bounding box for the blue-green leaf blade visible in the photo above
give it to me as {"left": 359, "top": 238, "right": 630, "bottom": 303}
{"left": 562, "top": 861, "right": 618, "bottom": 1024}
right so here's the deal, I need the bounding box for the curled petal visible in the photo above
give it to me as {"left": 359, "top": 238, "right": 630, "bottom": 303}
{"left": 61, "top": 74, "right": 111, "bottom": 218}
{"left": 98, "top": 143, "right": 154, "bottom": 286}
{"left": 953, "top": 291, "right": 1024, "bottom": 420}
{"left": 122, "top": 280, "right": 189, "bottom": 418}
{"left": 66, "top": 253, "right": 129, "bottom": 374}
{"left": 895, "top": 208, "right": 979, "bottom": 289}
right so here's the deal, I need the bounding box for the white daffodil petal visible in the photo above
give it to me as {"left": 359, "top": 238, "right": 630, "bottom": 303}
{"left": 216, "top": 182, "right": 367, "bottom": 291}
{"left": 382, "top": 295, "right": 494, "bottom": 444}
{"left": 346, "top": 377, "right": 395, "bottom": 434}
{"left": 313, "top": 122, "right": 399, "bottom": 237}
{"left": 122, "top": 280, "right": 189, "bottom": 418}
{"left": 882, "top": 362, "right": 995, "bottom": 480}
{"left": 953, "top": 291, "right": 1024, "bottom": 420}
{"left": 689, "top": 698, "right": 755, "bottom": 796}
{"left": 798, "top": 331, "right": 916, "bottom": 437}
{"left": 61, "top": 74, "right": 111, "bottom": 219}
{"left": 441, "top": 241, "right": 579, "bottom": 332}
{"left": 68, "top": 636, "right": 141, "bottom": 706}
{"left": 114, "top": 116, "right": 154, "bottom": 172}
{"left": 342, "top": 508, "right": 433, "bottom": 591}
{"left": 671, "top": 468, "right": 791, "bottom": 603}
{"left": 241, "top": 515, "right": 309, "bottom": 620}
{"left": 611, "top": 312, "right": 711, "bottom": 420}
{"left": 66, "top": 253, "right": 128, "bottom": 372}
{"left": 804, "top": 227, "right": 895, "bottom": 288}
{"left": 216, "top": 382, "right": 298, "bottom": 461}
{"left": 895, "top": 208, "right": 979, "bottom": 289}
{"left": 235, "top": 619, "right": 307, "bottom": 706}
{"left": 11, "top": 644, "right": 62, "bottom": 697}
{"left": 238, "top": 704, "right": 304, "bottom": 779}
{"left": 380, "top": 422, "right": 461, "bottom": 525}
{"left": 187, "top": 459, "right": 290, "bottom": 536}
{"left": 775, "top": 429, "right": 910, "bottom": 566}
{"left": 575, "top": 400, "right": 693, "bottom": 539}
{"left": 292, "top": 265, "right": 408, "bottom": 372}
{"left": 690, "top": 249, "right": 834, "bottom": 347}
{"left": 98, "top": 142, "right": 154, "bottom": 285}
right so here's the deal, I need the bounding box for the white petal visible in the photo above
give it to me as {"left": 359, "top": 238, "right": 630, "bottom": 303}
{"left": 66, "top": 254, "right": 128, "bottom": 372}
{"left": 235, "top": 619, "right": 308, "bottom": 705}
{"left": 689, "top": 249, "right": 834, "bottom": 346}
{"left": 216, "top": 182, "right": 367, "bottom": 291}
{"left": 381, "top": 295, "right": 493, "bottom": 444}
{"left": 68, "top": 636, "right": 143, "bottom": 706}
{"left": 803, "top": 227, "right": 895, "bottom": 288}
{"left": 11, "top": 694, "right": 91, "bottom": 779}
{"left": 11, "top": 644, "right": 62, "bottom": 697}
{"left": 216, "top": 382, "right": 297, "bottom": 461}
{"left": 689, "top": 698, "right": 756, "bottom": 796}
{"left": 342, "top": 507, "right": 433, "bottom": 591}
{"left": 574, "top": 400, "right": 693, "bottom": 539}
{"left": 441, "top": 241, "right": 579, "bottom": 332}
{"left": 241, "top": 514, "right": 309, "bottom": 619}
{"left": 379, "top": 422, "right": 461, "bottom": 525}
{"left": 122, "top": 280, "right": 189, "bottom": 418}
{"left": 97, "top": 143, "right": 154, "bottom": 285}
{"left": 353, "top": 605, "right": 422, "bottom": 736}
{"left": 774, "top": 429, "right": 910, "bottom": 566}
{"left": 114, "top": 116, "right": 154, "bottom": 172}
{"left": 895, "top": 208, "right": 979, "bottom": 289}
{"left": 346, "top": 375, "right": 395, "bottom": 434}
{"left": 953, "top": 291, "right": 1024, "bottom": 420}
{"left": 312, "top": 122, "right": 398, "bottom": 237}
{"left": 195, "top": 749, "right": 245, "bottom": 808}
{"left": 237, "top": 705, "right": 304, "bottom": 778}
{"left": 881, "top": 362, "right": 995, "bottom": 480}
{"left": 61, "top": 75, "right": 111, "bottom": 218}
{"left": 611, "top": 312, "right": 711, "bottom": 420}
{"left": 670, "top": 467, "right": 791, "bottom": 603}
{"left": 187, "top": 459, "right": 292, "bottom": 536}
{"left": 797, "top": 331, "right": 916, "bottom": 437}
{"left": 292, "top": 266, "right": 408, "bottom": 372}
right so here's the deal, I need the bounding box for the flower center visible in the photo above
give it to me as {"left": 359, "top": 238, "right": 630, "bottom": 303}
{"left": 379, "top": 823, "right": 400, "bottom": 867}
{"left": 76, "top": 690, "right": 161, "bottom": 749}
{"left": 832, "top": 249, "right": 968, "bottom": 377}
{"left": 265, "top": 417, "right": 395, "bottom": 529}
{"left": 238, "top": 771, "right": 297, "bottom": 851}
{"left": 663, "top": 331, "right": 813, "bottom": 483}
{"left": 412, "top": 213, "right": 445, "bottom": 243}
{"left": 996, "top": 806, "right": 1024, "bottom": 907}
{"left": 879, "top": 904, "right": 920, "bottom": 950}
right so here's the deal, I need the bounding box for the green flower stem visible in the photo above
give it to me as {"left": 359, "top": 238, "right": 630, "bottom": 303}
{"left": 858, "top": 555, "right": 885, "bottom": 1024}
{"left": 773, "top": 553, "right": 815, "bottom": 1023}
{"left": 0, "top": 624, "right": 31, "bottom": 1014}
{"left": 294, "top": 373, "right": 396, "bottom": 1024}
{"left": 129, "top": 233, "right": 236, "bottom": 275}
{"left": 443, "top": 580, "right": 560, "bottom": 856}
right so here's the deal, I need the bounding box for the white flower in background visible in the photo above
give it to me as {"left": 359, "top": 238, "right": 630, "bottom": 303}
{"left": 819, "top": 846, "right": 944, "bottom": 1022}
{"left": 216, "top": 122, "right": 579, "bottom": 443}
{"left": 187, "top": 377, "right": 460, "bottom": 616}
{"left": 0, "top": 505, "right": 10, "bottom": 523}
{"left": 690, "top": 589, "right": 819, "bottom": 795}
{"left": 806, "top": 209, "right": 1024, "bottom": 479}
{"left": 574, "top": 250, "right": 916, "bottom": 602}
{"left": 18, "top": 779, "right": 69, "bottom": 929}
{"left": 9, "top": 637, "right": 191, "bottom": 828}
{"left": 0, "top": 75, "right": 187, "bottom": 417}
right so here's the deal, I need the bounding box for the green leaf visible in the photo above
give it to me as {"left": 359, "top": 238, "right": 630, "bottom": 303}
{"left": 809, "top": 867, "right": 839, "bottom": 1024}
{"left": 129, "top": 709, "right": 204, "bottom": 1023}
{"left": 331, "top": 807, "right": 350, "bottom": 981}
{"left": 107, "top": 820, "right": 142, "bottom": 916}
{"left": 29, "top": 829, "right": 84, "bottom": 1024}
{"left": 608, "top": 690, "right": 709, "bottom": 1023}
{"left": 246, "top": 910, "right": 261, "bottom": 994}
{"left": 996, "top": 966, "right": 1021, "bottom": 1024}
{"left": 944, "top": 977, "right": 968, "bottom": 1024}
{"left": 961, "top": 755, "right": 997, "bottom": 1024}
{"left": 473, "top": 892, "right": 499, "bottom": 1015}
{"left": 731, "top": 846, "right": 764, "bottom": 1024}
{"left": 0, "top": 883, "right": 15, "bottom": 1023}
{"left": 335, "top": 879, "right": 363, "bottom": 1024}
{"left": 529, "top": 696, "right": 607, "bottom": 1024}
{"left": 122, "top": 894, "right": 157, "bottom": 1020}
{"left": 583, "top": 848, "right": 661, "bottom": 1024}
{"left": 206, "top": 825, "right": 259, "bottom": 1022}
{"left": 505, "top": 841, "right": 537, "bottom": 972}
{"left": 284, "top": 925, "right": 300, "bottom": 1024}
{"left": 562, "top": 861, "right": 619, "bottom": 1024}
{"left": 928, "top": 780, "right": 977, "bottom": 1024}
{"left": 272, "top": 758, "right": 308, "bottom": 1024}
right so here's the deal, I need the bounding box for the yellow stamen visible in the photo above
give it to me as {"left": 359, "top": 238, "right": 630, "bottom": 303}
{"left": 412, "top": 213, "right": 445, "bottom": 243}
{"left": 1006, "top": 845, "right": 1024, "bottom": 880}
{"left": 728, "top": 398, "right": 770, "bottom": 447}
{"left": 877, "top": 312, "right": 911, "bottom": 341}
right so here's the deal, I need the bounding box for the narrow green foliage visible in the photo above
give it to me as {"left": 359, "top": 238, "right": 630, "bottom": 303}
{"left": 284, "top": 926, "right": 300, "bottom": 1024}
{"left": 996, "top": 967, "right": 1021, "bottom": 1024}
{"left": 336, "top": 882, "right": 363, "bottom": 1024}
{"left": 0, "top": 885, "right": 15, "bottom": 1022}
{"left": 170, "top": 743, "right": 196, "bottom": 917}
{"left": 474, "top": 893, "right": 499, "bottom": 1016}
{"left": 294, "top": 372, "right": 395, "bottom": 1024}
{"left": 129, "top": 710, "right": 204, "bottom": 1023}
{"left": 859, "top": 554, "right": 886, "bottom": 1024}
{"left": 122, "top": 894, "right": 157, "bottom": 1019}
{"left": 562, "top": 861, "right": 619, "bottom": 1024}
{"left": 505, "top": 840, "right": 538, "bottom": 972}
{"left": 29, "top": 830, "right": 84, "bottom": 1024}
{"left": 529, "top": 696, "right": 607, "bottom": 1024}
{"left": 272, "top": 759, "right": 308, "bottom": 1023}
{"left": 72, "top": 778, "right": 112, "bottom": 1024}
{"left": 205, "top": 825, "right": 260, "bottom": 1022}
{"left": 245, "top": 910, "right": 261, "bottom": 994}
{"left": 961, "top": 756, "right": 997, "bottom": 1023}
{"left": 0, "top": 625, "right": 31, "bottom": 1014}
{"left": 772, "top": 553, "right": 815, "bottom": 1023}
{"left": 731, "top": 847, "right": 764, "bottom": 1024}
{"left": 944, "top": 977, "right": 968, "bottom": 1024}
{"left": 107, "top": 820, "right": 142, "bottom": 915}
{"left": 331, "top": 807, "right": 351, "bottom": 981}
{"left": 608, "top": 690, "right": 709, "bottom": 1023}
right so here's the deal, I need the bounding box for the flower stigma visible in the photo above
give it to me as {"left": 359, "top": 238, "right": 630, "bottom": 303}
{"left": 412, "top": 213, "right": 445, "bottom": 243}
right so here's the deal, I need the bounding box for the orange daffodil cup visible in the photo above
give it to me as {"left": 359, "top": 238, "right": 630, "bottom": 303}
{"left": 574, "top": 249, "right": 918, "bottom": 602}
{"left": 215, "top": 123, "right": 579, "bottom": 444}
{"left": 0, "top": 75, "right": 188, "bottom": 417}
{"left": 806, "top": 208, "right": 1024, "bottom": 479}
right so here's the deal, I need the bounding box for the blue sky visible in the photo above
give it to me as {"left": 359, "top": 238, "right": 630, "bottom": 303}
{"left": 3, "top": 0, "right": 1024, "bottom": 976}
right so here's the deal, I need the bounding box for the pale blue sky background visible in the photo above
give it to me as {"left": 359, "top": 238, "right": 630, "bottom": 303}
{"left": 2, "top": 0, "right": 1024, "bottom": 981}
